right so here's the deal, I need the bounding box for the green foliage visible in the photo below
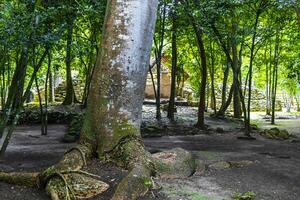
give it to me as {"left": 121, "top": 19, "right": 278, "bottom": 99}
{"left": 0, "top": 0, "right": 298, "bottom": 127}
{"left": 232, "top": 191, "right": 257, "bottom": 200}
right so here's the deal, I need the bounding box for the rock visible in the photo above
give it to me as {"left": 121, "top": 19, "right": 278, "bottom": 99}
{"left": 229, "top": 160, "right": 256, "bottom": 168}
{"left": 152, "top": 148, "right": 196, "bottom": 179}
{"left": 291, "top": 139, "right": 300, "bottom": 143}
{"left": 208, "top": 160, "right": 256, "bottom": 170}
{"left": 62, "top": 114, "right": 84, "bottom": 143}
{"left": 208, "top": 161, "right": 230, "bottom": 170}
{"left": 261, "top": 128, "right": 293, "bottom": 140}
{"left": 194, "top": 160, "right": 206, "bottom": 176}
{"left": 276, "top": 115, "right": 297, "bottom": 119}
{"left": 216, "top": 127, "right": 224, "bottom": 133}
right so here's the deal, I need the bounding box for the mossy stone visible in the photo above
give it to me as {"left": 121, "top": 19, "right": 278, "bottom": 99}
{"left": 152, "top": 148, "right": 196, "bottom": 179}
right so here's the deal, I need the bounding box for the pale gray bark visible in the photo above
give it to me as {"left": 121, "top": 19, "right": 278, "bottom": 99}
{"left": 81, "top": 0, "right": 158, "bottom": 155}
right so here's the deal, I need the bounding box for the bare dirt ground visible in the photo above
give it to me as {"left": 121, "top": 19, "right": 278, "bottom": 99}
{"left": 0, "top": 106, "right": 300, "bottom": 200}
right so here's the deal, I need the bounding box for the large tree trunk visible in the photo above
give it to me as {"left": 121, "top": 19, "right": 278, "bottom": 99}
{"left": 77, "top": 0, "right": 159, "bottom": 197}
{"left": 82, "top": 0, "right": 158, "bottom": 155}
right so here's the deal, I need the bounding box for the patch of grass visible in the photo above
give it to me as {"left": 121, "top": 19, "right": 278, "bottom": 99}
{"left": 290, "top": 111, "right": 300, "bottom": 115}
{"left": 232, "top": 191, "right": 256, "bottom": 200}
{"left": 181, "top": 188, "right": 214, "bottom": 200}
{"left": 189, "top": 192, "right": 213, "bottom": 200}
{"left": 161, "top": 184, "right": 215, "bottom": 200}
{"left": 250, "top": 119, "right": 259, "bottom": 126}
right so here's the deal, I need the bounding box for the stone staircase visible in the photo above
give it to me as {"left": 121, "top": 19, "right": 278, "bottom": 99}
{"left": 54, "top": 79, "right": 85, "bottom": 103}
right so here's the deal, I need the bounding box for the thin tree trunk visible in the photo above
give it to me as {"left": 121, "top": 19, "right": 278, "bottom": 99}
{"left": 43, "top": 50, "right": 51, "bottom": 135}
{"left": 217, "top": 84, "right": 234, "bottom": 116}
{"left": 35, "top": 76, "right": 45, "bottom": 135}
{"left": 82, "top": 27, "right": 98, "bottom": 107}
{"left": 0, "top": 48, "right": 29, "bottom": 139}
{"left": 246, "top": 10, "right": 260, "bottom": 133}
{"left": 149, "top": 65, "right": 157, "bottom": 100}
{"left": 232, "top": 36, "right": 242, "bottom": 118}
{"left": 271, "top": 31, "right": 280, "bottom": 125}
{"left": 154, "top": 1, "right": 166, "bottom": 120}
{"left": 294, "top": 3, "right": 300, "bottom": 26}
{"left": 209, "top": 41, "right": 216, "bottom": 114}
{"left": 48, "top": 68, "right": 55, "bottom": 103}
{"left": 265, "top": 47, "right": 270, "bottom": 115}
{"left": 168, "top": 0, "right": 178, "bottom": 121}
{"left": 220, "top": 58, "right": 230, "bottom": 112}
{"left": 63, "top": 14, "right": 77, "bottom": 105}
{"left": 193, "top": 27, "right": 207, "bottom": 128}
{"left": 268, "top": 43, "right": 272, "bottom": 115}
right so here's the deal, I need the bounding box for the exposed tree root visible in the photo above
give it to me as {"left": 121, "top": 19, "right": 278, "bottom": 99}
{"left": 0, "top": 138, "right": 195, "bottom": 200}
{"left": 0, "top": 172, "right": 39, "bottom": 187}
{"left": 0, "top": 138, "right": 156, "bottom": 200}
{"left": 107, "top": 135, "right": 156, "bottom": 200}
{"left": 0, "top": 144, "right": 109, "bottom": 200}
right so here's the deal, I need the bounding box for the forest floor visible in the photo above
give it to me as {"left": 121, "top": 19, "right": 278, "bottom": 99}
{"left": 0, "top": 105, "right": 300, "bottom": 200}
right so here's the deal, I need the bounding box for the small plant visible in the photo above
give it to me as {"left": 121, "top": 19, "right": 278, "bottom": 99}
{"left": 232, "top": 191, "right": 256, "bottom": 200}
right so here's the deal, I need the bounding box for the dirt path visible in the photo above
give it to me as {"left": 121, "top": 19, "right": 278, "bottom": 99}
{"left": 0, "top": 107, "right": 300, "bottom": 200}
{"left": 144, "top": 133, "right": 300, "bottom": 200}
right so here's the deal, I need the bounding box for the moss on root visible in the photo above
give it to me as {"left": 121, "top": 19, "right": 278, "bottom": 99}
{"left": 0, "top": 144, "right": 109, "bottom": 200}
{"left": 0, "top": 137, "right": 157, "bottom": 200}
{"left": 39, "top": 144, "right": 111, "bottom": 200}
{"left": 107, "top": 135, "right": 156, "bottom": 200}
{"left": 45, "top": 172, "right": 109, "bottom": 200}
{"left": 0, "top": 134, "right": 199, "bottom": 200}
{"left": 0, "top": 172, "right": 39, "bottom": 187}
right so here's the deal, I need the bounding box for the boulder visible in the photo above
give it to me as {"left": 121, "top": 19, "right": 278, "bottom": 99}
{"left": 152, "top": 148, "right": 196, "bottom": 179}
{"left": 261, "top": 128, "right": 293, "bottom": 140}
{"left": 216, "top": 127, "right": 224, "bottom": 133}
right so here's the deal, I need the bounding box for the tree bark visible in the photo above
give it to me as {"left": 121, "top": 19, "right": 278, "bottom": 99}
{"left": 49, "top": 66, "right": 55, "bottom": 103}
{"left": 219, "top": 57, "right": 230, "bottom": 115}
{"left": 265, "top": 46, "right": 270, "bottom": 115}
{"left": 154, "top": 1, "right": 167, "bottom": 120}
{"left": 232, "top": 34, "right": 242, "bottom": 119}
{"left": 168, "top": 0, "right": 178, "bottom": 121}
{"left": 294, "top": 3, "right": 300, "bottom": 26}
{"left": 271, "top": 30, "right": 280, "bottom": 125}
{"left": 246, "top": 9, "right": 260, "bottom": 134}
{"left": 209, "top": 41, "right": 216, "bottom": 114}
{"left": 63, "top": 14, "right": 77, "bottom": 105}
{"left": 193, "top": 25, "right": 207, "bottom": 128}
